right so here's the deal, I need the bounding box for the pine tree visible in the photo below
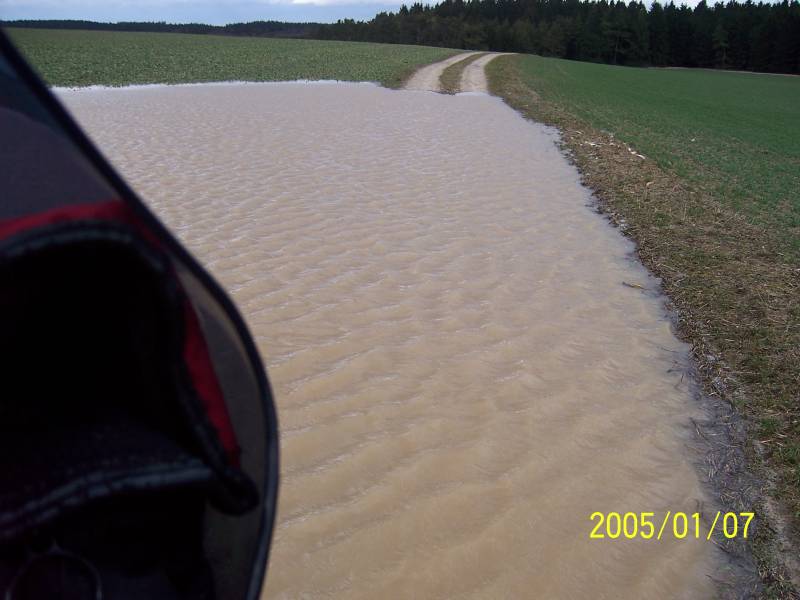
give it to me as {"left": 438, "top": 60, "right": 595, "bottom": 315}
{"left": 713, "top": 22, "right": 730, "bottom": 68}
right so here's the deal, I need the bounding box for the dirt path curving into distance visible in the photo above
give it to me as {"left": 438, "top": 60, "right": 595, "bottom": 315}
{"left": 403, "top": 51, "right": 479, "bottom": 92}
{"left": 404, "top": 51, "right": 510, "bottom": 94}
{"left": 459, "top": 52, "right": 511, "bottom": 93}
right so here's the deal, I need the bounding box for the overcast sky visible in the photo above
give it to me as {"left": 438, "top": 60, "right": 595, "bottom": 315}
{"left": 0, "top": 0, "right": 719, "bottom": 25}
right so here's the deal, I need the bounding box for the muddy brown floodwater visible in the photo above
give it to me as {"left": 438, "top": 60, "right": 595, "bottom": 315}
{"left": 60, "top": 82, "right": 724, "bottom": 598}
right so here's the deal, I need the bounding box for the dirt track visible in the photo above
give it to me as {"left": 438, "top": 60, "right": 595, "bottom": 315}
{"left": 460, "top": 53, "right": 510, "bottom": 92}
{"left": 403, "top": 52, "right": 507, "bottom": 93}
{"left": 403, "top": 52, "right": 478, "bottom": 92}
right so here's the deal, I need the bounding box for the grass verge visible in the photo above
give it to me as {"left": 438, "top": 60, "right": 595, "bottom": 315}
{"left": 487, "top": 54, "right": 800, "bottom": 597}
{"left": 493, "top": 56, "right": 800, "bottom": 254}
{"left": 439, "top": 52, "right": 484, "bottom": 94}
{"left": 6, "top": 28, "right": 458, "bottom": 88}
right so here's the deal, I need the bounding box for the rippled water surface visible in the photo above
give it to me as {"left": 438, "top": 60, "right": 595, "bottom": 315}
{"left": 60, "top": 82, "right": 720, "bottom": 598}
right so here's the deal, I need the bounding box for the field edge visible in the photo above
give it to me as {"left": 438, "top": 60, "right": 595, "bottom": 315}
{"left": 486, "top": 53, "right": 800, "bottom": 598}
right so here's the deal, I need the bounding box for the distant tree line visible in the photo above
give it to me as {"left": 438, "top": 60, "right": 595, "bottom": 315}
{"left": 1, "top": 19, "right": 319, "bottom": 39}
{"left": 317, "top": 0, "right": 800, "bottom": 73}
{"left": 4, "top": 1, "right": 799, "bottom": 74}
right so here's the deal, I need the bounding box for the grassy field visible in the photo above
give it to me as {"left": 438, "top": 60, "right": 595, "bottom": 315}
{"left": 6, "top": 28, "right": 458, "bottom": 88}
{"left": 505, "top": 57, "right": 800, "bottom": 250}
{"left": 489, "top": 55, "right": 800, "bottom": 594}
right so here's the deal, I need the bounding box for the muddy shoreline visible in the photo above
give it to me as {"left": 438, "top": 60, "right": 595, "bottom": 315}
{"left": 483, "top": 55, "right": 799, "bottom": 597}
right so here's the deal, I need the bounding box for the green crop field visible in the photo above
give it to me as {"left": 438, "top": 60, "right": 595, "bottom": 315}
{"left": 508, "top": 56, "right": 800, "bottom": 249}
{"left": 6, "top": 28, "right": 458, "bottom": 88}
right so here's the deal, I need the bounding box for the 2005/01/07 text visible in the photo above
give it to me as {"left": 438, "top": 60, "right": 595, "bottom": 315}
{"left": 589, "top": 512, "right": 754, "bottom": 540}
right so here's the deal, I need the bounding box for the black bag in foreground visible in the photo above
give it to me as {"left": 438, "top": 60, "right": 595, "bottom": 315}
{"left": 0, "top": 30, "right": 279, "bottom": 600}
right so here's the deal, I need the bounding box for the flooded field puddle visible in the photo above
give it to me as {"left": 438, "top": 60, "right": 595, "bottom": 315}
{"left": 60, "top": 82, "right": 721, "bottom": 598}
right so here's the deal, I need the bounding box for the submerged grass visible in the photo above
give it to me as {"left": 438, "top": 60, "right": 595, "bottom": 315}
{"left": 6, "top": 28, "right": 458, "bottom": 88}
{"left": 487, "top": 54, "right": 800, "bottom": 596}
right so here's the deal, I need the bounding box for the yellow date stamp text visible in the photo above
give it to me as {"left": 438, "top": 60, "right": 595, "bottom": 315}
{"left": 589, "top": 511, "right": 754, "bottom": 540}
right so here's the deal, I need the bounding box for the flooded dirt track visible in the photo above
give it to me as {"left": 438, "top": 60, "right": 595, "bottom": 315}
{"left": 60, "top": 82, "right": 723, "bottom": 599}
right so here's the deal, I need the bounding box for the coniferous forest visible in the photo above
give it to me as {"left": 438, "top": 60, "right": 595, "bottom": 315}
{"left": 316, "top": 0, "right": 800, "bottom": 73}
